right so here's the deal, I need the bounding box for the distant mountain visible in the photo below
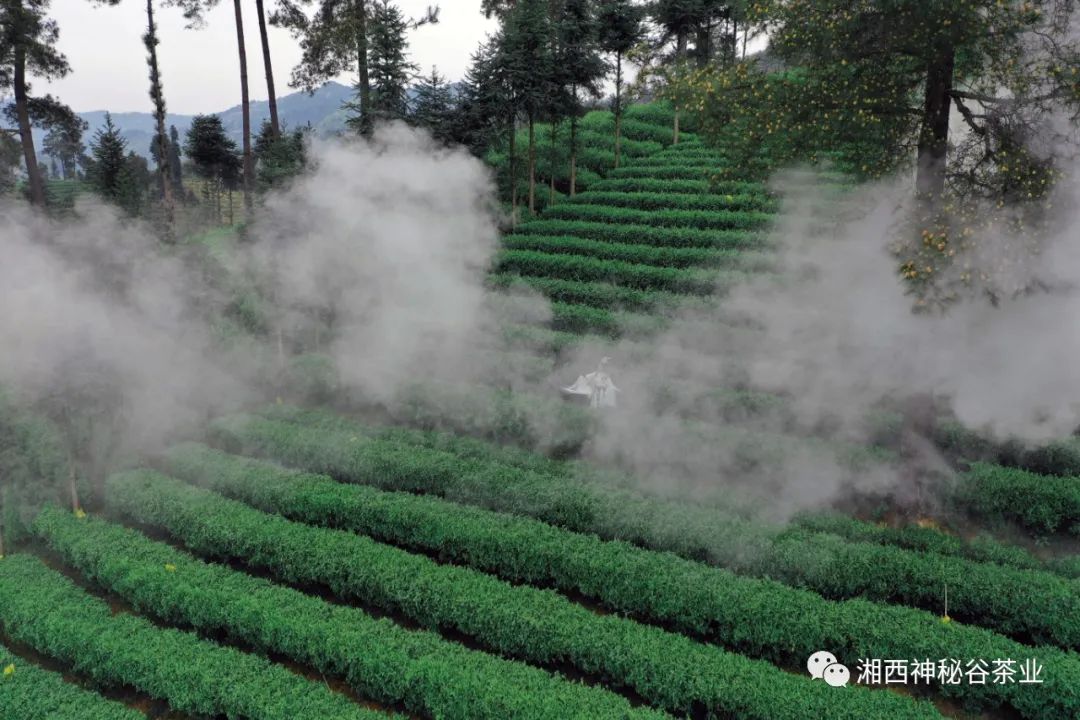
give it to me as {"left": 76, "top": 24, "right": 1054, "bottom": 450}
{"left": 27, "top": 81, "right": 354, "bottom": 162}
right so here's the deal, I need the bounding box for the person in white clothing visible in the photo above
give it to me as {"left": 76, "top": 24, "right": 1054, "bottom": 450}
{"left": 562, "top": 357, "right": 620, "bottom": 408}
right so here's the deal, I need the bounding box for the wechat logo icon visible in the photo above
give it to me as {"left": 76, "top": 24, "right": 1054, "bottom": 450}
{"left": 807, "top": 650, "right": 851, "bottom": 687}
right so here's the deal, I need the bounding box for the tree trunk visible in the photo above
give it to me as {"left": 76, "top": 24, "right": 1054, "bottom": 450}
{"left": 528, "top": 113, "right": 536, "bottom": 215}
{"left": 569, "top": 100, "right": 578, "bottom": 196}
{"left": 68, "top": 460, "right": 81, "bottom": 515}
{"left": 548, "top": 121, "right": 557, "bottom": 207}
{"left": 916, "top": 46, "right": 955, "bottom": 203}
{"left": 228, "top": 188, "right": 234, "bottom": 225}
{"left": 509, "top": 114, "right": 518, "bottom": 226}
{"left": 145, "top": 0, "right": 175, "bottom": 221}
{"left": 355, "top": 0, "right": 370, "bottom": 135}
{"left": 233, "top": 0, "right": 255, "bottom": 215}
{"left": 614, "top": 52, "right": 623, "bottom": 169}
{"left": 673, "top": 32, "right": 687, "bottom": 145}
{"left": 13, "top": 48, "right": 45, "bottom": 207}
{"left": 255, "top": 0, "right": 280, "bottom": 138}
{"left": 695, "top": 22, "right": 711, "bottom": 69}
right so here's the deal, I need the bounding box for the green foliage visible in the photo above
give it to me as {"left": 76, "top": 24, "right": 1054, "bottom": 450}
{"left": 607, "top": 162, "right": 767, "bottom": 180}
{"left": 35, "top": 506, "right": 657, "bottom": 720}
{"left": 541, "top": 203, "right": 774, "bottom": 231}
{"left": 363, "top": 0, "right": 416, "bottom": 125}
{"left": 595, "top": 0, "right": 645, "bottom": 149}
{"left": 492, "top": 273, "right": 691, "bottom": 313}
{"left": 86, "top": 113, "right": 143, "bottom": 214}
{"left": 0, "top": 132, "right": 19, "bottom": 194}
{"left": 516, "top": 219, "right": 768, "bottom": 249}
{"left": 553, "top": 0, "right": 607, "bottom": 110}
{"left": 1015, "top": 438, "right": 1080, "bottom": 478}
{"left": 486, "top": 104, "right": 689, "bottom": 197}
{"left": 282, "top": 353, "right": 340, "bottom": 404}
{"left": 532, "top": 127, "right": 666, "bottom": 159}
{"left": 500, "top": 322, "right": 597, "bottom": 355}
{"left": 501, "top": 0, "right": 555, "bottom": 125}
{"left": 0, "top": 391, "right": 70, "bottom": 545}
{"left": 183, "top": 115, "right": 242, "bottom": 190}
{"left": 546, "top": 301, "right": 667, "bottom": 337}
{"left": 201, "top": 418, "right": 1080, "bottom": 717}
{"left": 211, "top": 414, "right": 1080, "bottom": 651}
{"left": 116, "top": 152, "right": 149, "bottom": 216}
{"left": 569, "top": 190, "right": 779, "bottom": 212}
{"left": 109, "top": 467, "right": 939, "bottom": 720}
{"left": 385, "top": 383, "right": 595, "bottom": 455}
{"left": 0, "top": 641, "right": 142, "bottom": 720}
{"left": 41, "top": 178, "right": 91, "bottom": 213}
{"left": 495, "top": 250, "right": 721, "bottom": 293}
{"left": 493, "top": 125, "right": 667, "bottom": 188}
{"left": 958, "top": 463, "right": 1080, "bottom": 536}
{"left": 0, "top": 554, "right": 383, "bottom": 720}
{"left": 451, "top": 34, "right": 507, "bottom": 155}
{"left": 591, "top": 177, "right": 767, "bottom": 195}
{"left": 596, "top": 0, "right": 645, "bottom": 62}
{"left": 623, "top": 101, "right": 698, "bottom": 132}
{"left": 579, "top": 113, "right": 677, "bottom": 145}
{"left": 668, "top": 62, "right": 909, "bottom": 182}
{"left": 41, "top": 111, "right": 87, "bottom": 180}
{"left": 755, "top": 0, "right": 1078, "bottom": 198}
{"left": 408, "top": 65, "right": 456, "bottom": 142}
{"left": 932, "top": 418, "right": 1080, "bottom": 478}
{"left": 254, "top": 120, "right": 307, "bottom": 191}
{"left": 792, "top": 512, "right": 1079, "bottom": 580}
{"left": 256, "top": 403, "right": 573, "bottom": 474}
{"left": 502, "top": 234, "right": 771, "bottom": 270}
{"left": 624, "top": 155, "right": 730, "bottom": 167}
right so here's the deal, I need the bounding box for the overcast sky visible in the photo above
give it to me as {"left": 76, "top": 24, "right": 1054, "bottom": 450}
{"left": 40, "top": 1, "right": 498, "bottom": 115}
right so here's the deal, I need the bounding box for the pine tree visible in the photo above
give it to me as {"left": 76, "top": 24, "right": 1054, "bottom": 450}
{"left": 87, "top": 113, "right": 129, "bottom": 202}
{"left": 597, "top": 0, "right": 644, "bottom": 168}
{"left": 41, "top": 110, "right": 88, "bottom": 180}
{"left": 501, "top": 0, "right": 555, "bottom": 216}
{"left": 254, "top": 119, "right": 307, "bottom": 190}
{"left": 481, "top": 0, "right": 515, "bottom": 18}
{"left": 361, "top": 0, "right": 416, "bottom": 126}
{"left": 0, "top": 0, "right": 73, "bottom": 206}
{"left": 280, "top": 1, "right": 435, "bottom": 136}
{"left": 409, "top": 65, "right": 454, "bottom": 142}
{"left": 117, "top": 151, "right": 149, "bottom": 216}
{"left": 0, "top": 132, "right": 20, "bottom": 194}
{"left": 279, "top": 0, "right": 374, "bottom": 135}
{"left": 452, "top": 35, "right": 509, "bottom": 156}
{"left": 184, "top": 114, "right": 242, "bottom": 224}
{"left": 651, "top": 0, "right": 703, "bottom": 143}
{"left": 556, "top": 0, "right": 605, "bottom": 195}
{"left": 748, "top": 0, "right": 1080, "bottom": 203}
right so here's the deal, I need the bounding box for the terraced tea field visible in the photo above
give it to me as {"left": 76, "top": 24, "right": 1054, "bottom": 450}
{"left": 4, "top": 104, "right": 1078, "bottom": 720}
